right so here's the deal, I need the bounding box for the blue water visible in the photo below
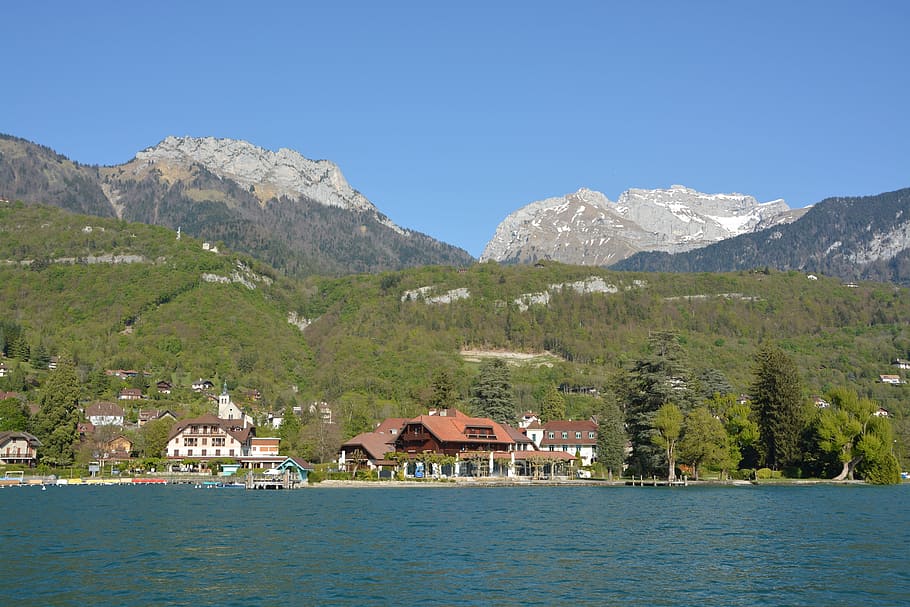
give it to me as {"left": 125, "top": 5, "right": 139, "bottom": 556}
{"left": 2, "top": 483, "right": 908, "bottom": 606}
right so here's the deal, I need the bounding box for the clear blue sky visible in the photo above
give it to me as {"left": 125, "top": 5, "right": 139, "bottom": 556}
{"left": 3, "top": 2, "right": 908, "bottom": 257}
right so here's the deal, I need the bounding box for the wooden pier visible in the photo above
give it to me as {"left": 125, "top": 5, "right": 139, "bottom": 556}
{"left": 625, "top": 475, "right": 689, "bottom": 487}
{"left": 244, "top": 471, "right": 304, "bottom": 490}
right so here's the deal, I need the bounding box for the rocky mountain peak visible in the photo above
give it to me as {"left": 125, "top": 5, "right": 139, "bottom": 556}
{"left": 135, "top": 136, "right": 388, "bottom": 220}
{"left": 481, "top": 185, "right": 800, "bottom": 266}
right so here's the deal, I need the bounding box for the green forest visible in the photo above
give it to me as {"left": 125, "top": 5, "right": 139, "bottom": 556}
{"left": 1, "top": 201, "right": 908, "bottom": 480}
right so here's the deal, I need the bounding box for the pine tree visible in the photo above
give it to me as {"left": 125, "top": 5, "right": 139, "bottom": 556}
{"left": 429, "top": 369, "right": 459, "bottom": 410}
{"left": 469, "top": 359, "right": 516, "bottom": 424}
{"left": 751, "top": 344, "right": 805, "bottom": 471}
{"left": 31, "top": 353, "right": 80, "bottom": 466}
{"left": 538, "top": 385, "right": 566, "bottom": 422}
{"left": 596, "top": 395, "right": 626, "bottom": 479}
{"left": 624, "top": 331, "right": 697, "bottom": 476}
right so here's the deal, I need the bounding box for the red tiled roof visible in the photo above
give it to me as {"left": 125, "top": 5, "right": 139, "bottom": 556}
{"left": 403, "top": 409, "right": 514, "bottom": 446}
{"left": 375, "top": 418, "right": 408, "bottom": 435}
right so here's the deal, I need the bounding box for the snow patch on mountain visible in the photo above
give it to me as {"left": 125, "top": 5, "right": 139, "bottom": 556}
{"left": 481, "top": 185, "right": 798, "bottom": 266}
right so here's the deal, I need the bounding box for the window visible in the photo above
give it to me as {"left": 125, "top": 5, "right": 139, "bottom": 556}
{"left": 588, "top": 432, "right": 596, "bottom": 439}
{"left": 215, "top": 449, "right": 221, "bottom": 456}
{"left": 173, "top": 449, "right": 179, "bottom": 457}
{"left": 187, "top": 449, "right": 193, "bottom": 456}
{"left": 548, "top": 432, "right": 555, "bottom": 439}
{"left": 201, "top": 449, "right": 207, "bottom": 457}
{"left": 561, "top": 432, "right": 568, "bottom": 439}
{"left": 229, "top": 449, "right": 235, "bottom": 456}
{"left": 575, "top": 432, "right": 582, "bottom": 439}
{"left": 202, "top": 437, "right": 208, "bottom": 446}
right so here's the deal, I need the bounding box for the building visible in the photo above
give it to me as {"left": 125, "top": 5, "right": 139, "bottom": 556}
{"left": 137, "top": 409, "right": 177, "bottom": 428}
{"left": 0, "top": 431, "right": 42, "bottom": 467}
{"left": 880, "top": 374, "right": 903, "bottom": 385}
{"left": 532, "top": 420, "right": 598, "bottom": 466}
{"left": 217, "top": 384, "right": 254, "bottom": 427}
{"left": 156, "top": 381, "right": 172, "bottom": 395}
{"left": 118, "top": 388, "right": 143, "bottom": 401}
{"left": 165, "top": 414, "right": 254, "bottom": 465}
{"left": 104, "top": 435, "right": 134, "bottom": 460}
{"left": 85, "top": 402, "right": 125, "bottom": 426}
{"left": 893, "top": 359, "right": 910, "bottom": 370}
{"left": 344, "top": 408, "right": 576, "bottom": 478}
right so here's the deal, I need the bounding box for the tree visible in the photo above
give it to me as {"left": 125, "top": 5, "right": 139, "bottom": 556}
{"left": 428, "top": 369, "right": 459, "bottom": 410}
{"left": 712, "top": 393, "right": 761, "bottom": 472}
{"left": 137, "top": 417, "right": 175, "bottom": 457}
{"left": 596, "top": 395, "right": 626, "bottom": 480}
{"left": 679, "top": 406, "right": 727, "bottom": 480}
{"left": 816, "top": 388, "right": 900, "bottom": 484}
{"left": 0, "top": 396, "right": 29, "bottom": 431}
{"left": 469, "top": 359, "right": 516, "bottom": 424}
{"left": 30, "top": 354, "right": 80, "bottom": 466}
{"left": 538, "top": 385, "right": 566, "bottom": 422}
{"left": 624, "top": 332, "right": 697, "bottom": 476}
{"left": 278, "top": 404, "right": 302, "bottom": 456}
{"left": 751, "top": 344, "right": 805, "bottom": 471}
{"left": 652, "top": 403, "right": 683, "bottom": 481}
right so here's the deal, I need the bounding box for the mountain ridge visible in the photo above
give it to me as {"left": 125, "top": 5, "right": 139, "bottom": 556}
{"left": 0, "top": 134, "right": 471, "bottom": 276}
{"left": 480, "top": 185, "right": 805, "bottom": 265}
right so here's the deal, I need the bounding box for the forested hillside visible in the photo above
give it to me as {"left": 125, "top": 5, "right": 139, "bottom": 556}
{"left": 2, "top": 202, "right": 909, "bottom": 459}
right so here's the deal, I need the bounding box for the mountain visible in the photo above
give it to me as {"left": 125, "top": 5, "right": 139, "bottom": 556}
{"left": 612, "top": 188, "right": 910, "bottom": 285}
{"left": 480, "top": 185, "right": 803, "bottom": 265}
{"left": 0, "top": 134, "right": 473, "bottom": 276}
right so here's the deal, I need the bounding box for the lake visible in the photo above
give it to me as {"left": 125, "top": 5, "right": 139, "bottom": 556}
{"left": 3, "top": 483, "right": 908, "bottom": 606}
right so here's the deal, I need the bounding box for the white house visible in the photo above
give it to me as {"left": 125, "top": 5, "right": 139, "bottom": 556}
{"left": 165, "top": 414, "right": 253, "bottom": 462}
{"left": 880, "top": 374, "right": 903, "bottom": 385}
{"left": 530, "top": 420, "right": 598, "bottom": 466}
{"left": 85, "top": 402, "right": 125, "bottom": 426}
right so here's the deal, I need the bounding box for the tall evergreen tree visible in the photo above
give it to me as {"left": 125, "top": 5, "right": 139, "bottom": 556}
{"left": 751, "top": 344, "right": 805, "bottom": 471}
{"left": 469, "top": 359, "right": 516, "bottom": 424}
{"left": 596, "top": 395, "right": 626, "bottom": 480}
{"left": 538, "top": 385, "right": 566, "bottom": 422}
{"left": 31, "top": 353, "right": 80, "bottom": 465}
{"left": 429, "top": 369, "right": 459, "bottom": 410}
{"left": 624, "top": 331, "right": 697, "bottom": 476}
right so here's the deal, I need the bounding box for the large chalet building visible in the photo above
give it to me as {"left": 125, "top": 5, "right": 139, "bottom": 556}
{"left": 339, "top": 408, "right": 578, "bottom": 478}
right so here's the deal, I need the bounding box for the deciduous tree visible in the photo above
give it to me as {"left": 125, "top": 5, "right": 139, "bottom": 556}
{"left": 653, "top": 403, "right": 683, "bottom": 481}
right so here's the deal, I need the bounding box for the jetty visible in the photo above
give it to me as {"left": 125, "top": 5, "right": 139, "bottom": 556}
{"left": 625, "top": 475, "right": 689, "bottom": 487}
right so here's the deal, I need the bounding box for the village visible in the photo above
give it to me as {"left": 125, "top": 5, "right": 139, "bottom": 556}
{"left": 1, "top": 369, "right": 607, "bottom": 488}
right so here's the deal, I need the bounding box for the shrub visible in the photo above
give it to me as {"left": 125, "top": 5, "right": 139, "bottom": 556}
{"left": 756, "top": 467, "right": 773, "bottom": 479}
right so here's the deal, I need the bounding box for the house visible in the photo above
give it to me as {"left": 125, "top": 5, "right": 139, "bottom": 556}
{"left": 812, "top": 396, "right": 830, "bottom": 409}
{"left": 104, "top": 435, "right": 134, "bottom": 460}
{"left": 309, "top": 401, "right": 334, "bottom": 424}
{"left": 85, "top": 402, "right": 125, "bottom": 426}
{"left": 137, "top": 409, "right": 177, "bottom": 428}
{"left": 165, "top": 414, "right": 254, "bottom": 465}
{"left": 118, "top": 388, "right": 143, "bottom": 401}
{"left": 269, "top": 456, "right": 314, "bottom": 482}
{"left": 266, "top": 410, "right": 284, "bottom": 429}
{"left": 518, "top": 411, "right": 540, "bottom": 428}
{"left": 156, "top": 381, "right": 172, "bottom": 395}
{"left": 339, "top": 430, "right": 399, "bottom": 472}
{"left": 873, "top": 407, "right": 892, "bottom": 418}
{"left": 880, "top": 374, "right": 903, "bottom": 385}
{"left": 0, "top": 363, "right": 8, "bottom": 377}
{"left": 532, "top": 419, "right": 599, "bottom": 466}
{"left": 238, "top": 436, "right": 284, "bottom": 469}
{"left": 893, "top": 359, "right": 910, "bottom": 370}
{"left": 192, "top": 379, "right": 215, "bottom": 392}
{"left": 0, "top": 431, "right": 42, "bottom": 467}
{"left": 47, "top": 356, "right": 59, "bottom": 370}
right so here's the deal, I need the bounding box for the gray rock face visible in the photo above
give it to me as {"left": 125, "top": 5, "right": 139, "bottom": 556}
{"left": 136, "top": 136, "right": 402, "bottom": 232}
{"left": 481, "top": 185, "right": 803, "bottom": 265}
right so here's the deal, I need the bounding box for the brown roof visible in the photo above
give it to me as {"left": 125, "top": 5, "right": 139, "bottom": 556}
{"left": 539, "top": 420, "right": 598, "bottom": 446}
{"left": 85, "top": 401, "right": 125, "bottom": 418}
{"left": 167, "top": 414, "right": 253, "bottom": 444}
{"left": 0, "top": 430, "right": 42, "bottom": 447}
{"left": 502, "top": 424, "right": 535, "bottom": 445}
{"left": 342, "top": 431, "right": 397, "bottom": 461}
{"left": 403, "top": 408, "right": 514, "bottom": 446}
{"left": 375, "top": 418, "right": 408, "bottom": 435}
